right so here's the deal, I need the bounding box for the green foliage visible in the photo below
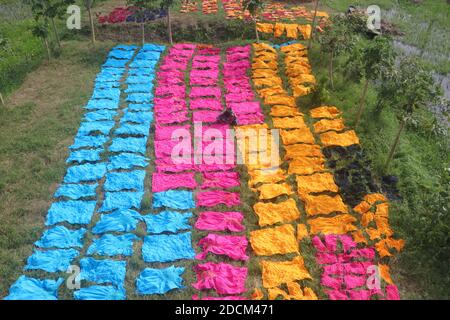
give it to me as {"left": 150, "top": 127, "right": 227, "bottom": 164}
{"left": 318, "top": 15, "right": 357, "bottom": 56}
{"left": 242, "top": 0, "right": 264, "bottom": 17}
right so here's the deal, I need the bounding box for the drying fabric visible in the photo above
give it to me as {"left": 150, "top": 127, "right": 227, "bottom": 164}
{"left": 109, "top": 137, "right": 147, "bottom": 154}
{"left": 87, "top": 233, "right": 139, "bottom": 256}
{"left": 200, "top": 171, "right": 240, "bottom": 189}
{"left": 296, "top": 172, "right": 339, "bottom": 196}
{"left": 301, "top": 194, "right": 348, "bottom": 216}
{"left": 109, "top": 49, "right": 135, "bottom": 60}
{"left": 25, "top": 248, "right": 79, "bottom": 272}
{"left": 103, "top": 58, "right": 128, "bottom": 68}
{"left": 35, "top": 226, "right": 86, "bottom": 249}
{"left": 313, "top": 118, "right": 346, "bottom": 133}
{"left": 288, "top": 157, "right": 326, "bottom": 175}
{"left": 320, "top": 130, "right": 360, "bottom": 147}
{"left": 70, "top": 135, "right": 108, "bottom": 150}
{"left": 115, "top": 122, "right": 151, "bottom": 136}
{"left": 142, "top": 43, "right": 166, "bottom": 52}
{"left": 310, "top": 106, "right": 341, "bottom": 119}
{"left": 284, "top": 143, "right": 323, "bottom": 159}
{"left": 153, "top": 190, "right": 195, "bottom": 210}
{"left": 229, "top": 102, "right": 261, "bottom": 115}
{"left": 250, "top": 224, "right": 298, "bottom": 256}
{"left": 261, "top": 256, "right": 311, "bottom": 288}
{"left": 92, "top": 209, "right": 142, "bottom": 234}
{"left": 308, "top": 214, "right": 357, "bottom": 235}
{"left": 142, "top": 232, "right": 195, "bottom": 263}
{"left": 193, "top": 295, "right": 247, "bottom": 300}
{"left": 190, "top": 77, "right": 217, "bottom": 87}
{"left": 54, "top": 183, "right": 98, "bottom": 200}
{"left": 85, "top": 99, "right": 119, "bottom": 110}
{"left": 46, "top": 200, "right": 96, "bottom": 226}
{"left": 270, "top": 105, "right": 301, "bottom": 117}
{"left": 190, "top": 98, "right": 223, "bottom": 110}
{"left": 196, "top": 191, "right": 240, "bottom": 207}
{"left": 257, "top": 183, "right": 293, "bottom": 200}
{"left": 274, "top": 23, "right": 287, "bottom": 37}
{"left": 190, "top": 86, "right": 221, "bottom": 98}
{"left": 297, "top": 224, "right": 309, "bottom": 241}
{"left": 272, "top": 116, "right": 306, "bottom": 129}
{"left": 280, "top": 128, "right": 315, "bottom": 145}
{"left": 151, "top": 172, "right": 197, "bottom": 192}
{"left": 155, "top": 110, "right": 189, "bottom": 124}
{"left": 92, "top": 89, "right": 121, "bottom": 101}
{"left": 67, "top": 148, "right": 103, "bottom": 164}
{"left": 128, "top": 103, "right": 153, "bottom": 111}
{"left": 268, "top": 283, "right": 317, "bottom": 300}
{"left": 126, "top": 75, "right": 155, "bottom": 84}
{"left": 64, "top": 163, "right": 107, "bottom": 183}
{"left": 192, "top": 262, "right": 247, "bottom": 295}
{"left": 195, "top": 211, "right": 245, "bottom": 232}
{"left": 126, "top": 92, "right": 154, "bottom": 105}
{"left": 253, "top": 199, "right": 300, "bottom": 226}
{"left": 265, "top": 95, "right": 296, "bottom": 107}
{"left": 130, "top": 60, "right": 159, "bottom": 68}
{"left": 192, "top": 110, "right": 221, "bottom": 123}
{"left": 99, "top": 191, "right": 144, "bottom": 212}
{"left": 120, "top": 110, "right": 153, "bottom": 124}
{"left": 125, "top": 84, "right": 152, "bottom": 93}
{"left": 136, "top": 266, "right": 185, "bottom": 295}
{"left": 84, "top": 110, "right": 117, "bottom": 122}
{"left": 107, "top": 153, "right": 149, "bottom": 170}
{"left": 80, "top": 258, "right": 127, "bottom": 287}
{"left": 142, "top": 211, "right": 192, "bottom": 234}
{"left": 5, "top": 276, "right": 63, "bottom": 300}
{"left": 74, "top": 285, "right": 126, "bottom": 300}
{"left": 256, "top": 22, "right": 274, "bottom": 33}
{"left": 104, "top": 170, "right": 146, "bottom": 192}
{"left": 247, "top": 168, "right": 286, "bottom": 186}
{"left": 155, "top": 125, "right": 190, "bottom": 141}
{"left": 196, "top": 234, "right": 249, "bottom": 261}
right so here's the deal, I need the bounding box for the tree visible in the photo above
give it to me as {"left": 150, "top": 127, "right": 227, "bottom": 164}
{"left": 84, "top": 0, "right": 96, "bottom": 44}
{"left": 242, "top": 0, "right": 264, "bottom": 43}
{"left": 307, "top": 0, "right": 319, "bottom": 49}
{"left": 160, "top": 0, "right": 178, "bottom": 45}
{"left": 352, "top": 36, "right": 396, "bottom": 127}
{"left": 383, "top": 57, "right": 440, "bottom": 172}
{"left": 128, "top": 0, "right": 160, "bottom": 46}
{"left": 32, "top": 19, "right": 52, "bottom": 60}
{"left": 318, "top": 15, "right": 356, "bottom": 89}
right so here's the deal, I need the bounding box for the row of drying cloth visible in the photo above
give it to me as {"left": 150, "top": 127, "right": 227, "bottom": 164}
{"left": 97, "top": 7, "right": 168, "bottom": 24}
{"left": 257, "top": 22, "right": 312, "bottom": 40}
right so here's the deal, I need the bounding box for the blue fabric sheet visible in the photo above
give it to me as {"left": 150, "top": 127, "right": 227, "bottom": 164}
{"left": 142, "top": 211, "right": 192, "bottom": 234}
{"left": 64, "top": 163, "right": 107, "bottom": 183}
{"left": 85, "top": 99, "right": 118, "bottom": 110}
{"left": 115, "top": 122, "right": 151, "bottom": 137}
{"left": 46, "top": 200, "right": 96, "bottom": 226}
{"left": 98, "top": 68, "right": 125, "bottom": 76}
{"left": 128, "top": 68, "right": 154, "bottom": 76}
{"left": 80, "top": 258, "right": 127, "bottom": 287}
{"left": 77, "top": 121, "right": 115, "bottom": 136}
{"left": 108, "top": 49, "right": 135, "bottom": 60}
{"left": 125, "top": 84, "right": 152, "bottom": 93}
{"left": 69, "top": 135, "right": 108, "bottom": 150}
{"left": 99, "top": 191, "right": 144, "bottom": 212}
{"left": 35, "top": 226, "right": 86, "bottom": 249}
{"left": 54, "top": 183, "right": 98, "bottom": 199}
{"left": 114, "top": 44, "right": 138, "bottom": 51}
{"left": 109, "top": 137, "right": 147, "bottom": 154}
{"left": 104, "top": 170, "right": 146, "bottom": 192}
{"left": 142, "top": 44, "right": 166, "bottom": 52}
{"left": 127, "top": 103, "right": 153, "bottom": 111}
{"left": 126, "top": 75, "right": 155, "bottom": 84}
{"left": 87, "top": 233, "right": 139, "bottom": 256}
{"left": 66, "top": 148, "right": 103, "bottom": 163}
{"left": 107, "top": 153, "right": 149, "bottom": 170}
{"left": 120, "top": 110, "right": 153, "bottom": 124}
{"left": 103, "top": 59, "right": 128, "bottom": 68}
{"left": 142, "top": 232, "right": 195, "bottom": 263}
{"left": 126, "top": 93, "right": 154, "bottom": 104}
{"left": 24, "top": 248, "right": 79, "bottom": 272}
{"left": 91, "top": 88, "right": 121, "bottom": 101}
{"left": 4, "top": 276, "right": 64, "bottom": 300}
{"left": 130, "top": 60, "right": 159, "bottom": 69}
{"left": 74, "top": 285, "right": 126, "bottom": 300}
{"left": 92, "top": 209, "right": 142, "bottom": 234}
{"left": 95, "top": 81, "right": 120, "bottom": 89}
{"left": 136, "top": 266, "right": 185, "bottom": 295}
{"left": 96, "top": 74, "right": 123, "bottom": 83}
{"left": 153, "top": 190, "right": 195, "bottom": 210}
{"left": 84, "top": 110, "right": 117, "bottom": 122}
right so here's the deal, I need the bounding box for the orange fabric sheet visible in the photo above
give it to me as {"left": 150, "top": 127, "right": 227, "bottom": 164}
{"left": 288, "top": 157, "right": 326, "bottom": 175}
{"left": 253, "top": 198, "right": 300, "bottom": 227}
{"left": 300, "top": 194, "right": 348, "bottom": 216}
{"left": 248, "top": 168, "right": 287, "bottom": 187}
{"left": 284, "top": 143, "right": 323, "bottom": 159}
{"left": 320, "top": 130, "right": 360, "bottom": 147}
{"left": 268, "top": 283, "right": 317, "bottom": 300}
{"left": 313, "top": 118, "right": 346, "bottom": 133}
{"left": 257, "top": 182, "right": 293, "bottom": 200}
{"left": 270, "top": 105, "right": 302, "bottom": 117}
{"left": 250, "top": 224, "right": 298, "bottom": 256}
{"left": 296, "top": 172, "right": 339, "bottom": 196}
{"left": 273, "top": 116, "right": 307, "bottom": 129}
{"left": 308, "top": 214, "right": 357, "bottom": 235}
{"left": 280, "top": 128, "right": 315, "bottom": 145}
{"left": 261, "top": 256, "right": 311, "bottom": 288}
{"left": 310, "top": 106, "right": 341, "bottom": 119}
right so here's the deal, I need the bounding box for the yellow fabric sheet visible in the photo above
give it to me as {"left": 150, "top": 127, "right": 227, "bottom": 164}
{"left": 308, "top": 214, "right": 357, "bottom": 235}
{"left": 297, "top": 224, "right": 308, "bottom": 241}
{"left": 284, "top": 143, "right": 323, "bottom": 159}
{"left": 268, "top": 283, "right": 317, "bottom": 300}
{"left": 353, "top": 200, "right": 371, "bottom": 215}
{"left": 248, "top": 168, "right": 287, "bottom": 187}
{"left": 254, "top": 77, "right": 283, "bottom": 88}
{"left": 281, "top": 43, "right": 306, "bottom": 53}
{"left": 292, "top": 84, "right": 313, "bottom": 97}
{"left": 252, "top": 60, "right": 278, "bottom": 70}
{"left": 253, "top": 199, "right": 300, "bottom": 226}
{"left": 288, "top": 157, "right": 326, "bottom": 175}
{"left": 320, "top": 130, "right": 360, "bottom": 147}
{"left": 364, "top": 193, "right": 387, "bottom": 205}
{"left": 258, "top": 86, "right": 286, "bottom": 99}
{"left": 273, "top": 116, "right": 307, "bottom": 129}
{"left": 298, "top": 24, "right": 312, "bottom": 40}
{"left": 256, "top": 22, "right": 274, "bottom": 34}
{"left": 264, "top": 95, "right": 296, "bottom": 107}
{"left": 261, "top": 256, "right": 311, "bottom": 288}
{"left": 253, "top": 69, "right": 278, "bottom": 79}
{"left": 300, "top": 194, "right": 348, "bottom": 216}
{"left": 285, "top": 24, "right": 299, "bottom": 38}
{"left": 274, "top": 23, "right": 287, "bottom": 37}
{"left": 253, "top": 42, "right": 276, "bottom": 53}
{"left": 250, "top": 224, "right": 298, "bottom": 256}
{"left": 296, "top": 172, "right": 339, "bottom": 196}
{"left": 270, "top": 105, "right": 302, "bottom": 117}
{"left": 257, "top": 182, "right": 293, "bottom": 200}
{"left": 310, "top": 106, "right": 341, "bottom": 119}
{"left": 313, "top": 118, "right": 346, "bottom": 133}
{"left": 280, "top": 128, "right": 315, "bottom": 145}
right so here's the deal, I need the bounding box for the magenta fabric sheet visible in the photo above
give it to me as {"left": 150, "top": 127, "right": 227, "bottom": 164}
{"left": 190, "top": 98, "right": 223, "bottom": 111}
{"left": 200, "top": 172, "right": 240, "bottom": 189}
{"left": 196, "top": 191, "right": 240, "bottom": 207}
{"left": 195, "top": 211, "right": 245, "bottom": 232}
{"left": 192, "top": 295, "right": 246, "bottom": 300}
{"left": 196, "top": 234, "right": 249, "bottom": 261}
{"left": 192, "top": 262, "right": 248, "bottom": 295}
{"left": 155, "top": 125, "right": 191, "bottom": 141}
{"left": 192, "top": 110, "right": 221, "bottom": 123}
{"left": 152, "top": 172, "right": 197, "bottom": 192}
{"left": 190, "top": 86, "right": 221, "bottom": 99}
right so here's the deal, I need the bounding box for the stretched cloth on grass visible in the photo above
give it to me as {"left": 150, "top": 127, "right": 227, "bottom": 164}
{"left": 313, "top": 118, "right": 346, "bottom": 133}
{"left": 107, "top": 153, "right": 149, "bottom": 170}
{"left": 96, "top": 74, "right": 123, "bottom": 83}
{"left": 151, "top": 172, "right": 197, "bottom": 192}
{"left": 200, "top": 171, "right": 240, "bottom": 189}
{"left": 310, "top": 106, "right": 341, "bottom": 119}
{"left": 126, "top": 75, "right": 155, "bottom": 84}
{"left": 272, "top": 116, "right": 307, "bottom": 129}
{"left": 261, "top": 256, "right": 311, "bottom": 288}
{"left": 247, "top": 168, "right": 286, "bottom": 186}
{"left": 296, "top": 172, "right": 339, "bottom": 196}
{"left": 80, "top": 258, "right": 127, "bottom": 287}
{"left": 84, "top": 110, "right": 117, "bottom": 122}
{"left": 70, "top": 135, "right": 108, "bottom": 150}
{"left": 192, "top": 110, "right": 221, "bottom": 123}
{"left": 103, "top": 58, "right": 128, "bottom": 68}
{"left": 74, "top": 285, "right": 126, "bottom": 300}
{"left": 104, "top": 170, "right": 146, "bottom": 192}
{"left": 115, "top": 122, "right": 151, "bottom": 136}
{"left": 85, "top": 99, "right": 119, "bottom": 110}
{"left": 95, "top": 81, "right": 120, "bottom": 89}
{"left": 250, "top": 224, "right": 298, "bottom": 256}
{"left": 136, "top": 266, "right": 185, "bottom": 295}
{"left": 121, "top": 111, "right": 154, "bottom": 124}
{"left": 142, "top": 232, "right": 195, "bottom": 263}
{"left": 256, "top": 183, "right": 293, "bottom": 200}
{"left": 87, "top": 233, "right": 139, "bottom": 256}
{"left": 190, "top": 86, "right": 221, "bottom": 99}
{"left": 92, "top": 209, "right": 142, "bottom": 234}
{"left": 54, "top": 183, "right": 98, "bottom": 200}
{"left": 66, "top": 148, "right": 105, "bottom": 163}
{"left": 193, "top": 295, "right": 247, "bottom": 300}
{"left": 115, "top": 44, "right": 138, "bottom": 51}
{"left": 126, "top": 93, "right": 154, "bottom": 104}
{"left": 99, "top": 191, "right": 144, "bottom": 212}
{"left": 64, "top": 163, "right": 107, "bottom": 183}
{"left": 155, "top": 111, "right": 189, "bottom": 125}
{"left": 155, "top": 124, "right": 190, "bottom": 141}
{"left": 195, "top": 211, "right": 245, "bottom": 232}
{"left": 300, "top": 194, "right": 348, "bottom": 216}
{"left": 270, "top": 105, "right": 301, "bottom": 117}
{"left": 109, "top": 49, "right": 135, "bottom": 60}
{"left": 288, "top": 157, "right": 326, "bottom": 175}
{"left": 92, "top": 88, "right": 121, "bottom": 101}
{"left": 196, "top": 191, "right": 240, "bottom": 207}
{"left": 253, "top": 199, "right": 300, "bottom": 227}
{"left": 284, "top": 143, "right": 323, "bottom": 159}
{"left": 192, "top": 262, "right": 247, "bottom": 295}
{"left": 128, "top": 103, "right": 153, "bottom": 111}
{"left": 46, "top": 200, "right": 96, "bottom": 226}
{"left": 268, "top": 283, "right": 318, "bottom": 300}
{"left": 280, "top": 128, "right": 315, "bottom": 145}
{"left": 142, "top": 211, "right": 192, "bottom": 234}
{"left": 320, "top": 130, "right": 360, "bottom": 147}
{"left": 153, "top": 190, "right": 195, "bottom": 210}
{"left": 196, "top": 234, "right": 249, "bottom": 261}
{"left": 130, "top": 60, "right": 159, "bottom": 69}
{"left": 35, "top": 226, "right": 86, "bottom": 249}
{"left": 142, "top": 43, "right": 166, "bottom": 52}
{"left": 109, "top": 137, "right": 147, "bottom": 154}
{"left": 24, "top": 248, "right": 79, "bottom": 272}
{"left": 190, "top": 98, "right": 223, "bottom": 110}
{"left": 4, "top": 276, "right": 64, "bottom": 300}
{"left": 125, "top": 84, "right": 153, "bottom": 93}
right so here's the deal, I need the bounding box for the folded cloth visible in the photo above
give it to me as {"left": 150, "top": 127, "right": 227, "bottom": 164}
{"left": 192, "top": 262, "right": 248, "bottom": 295}
{"left": 196, "top": 234, "right": 249, "bottom": 261}
{"left": 195, "top": 211, "right": 245, "bottom": 232}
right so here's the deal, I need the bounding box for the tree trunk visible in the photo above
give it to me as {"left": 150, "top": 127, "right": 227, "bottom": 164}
{"left": 254, "top": 18, "right": 260, "bottom": 43}
{"left": 167, "top": 7, "right": 173, "bottom": 45}
{"left": 355, "top": 78, "right": 370, "bottom": 128}
{"left": 87, "top": 6, "right": 96, "bottom": 44}
{"left": 43, "top": 37, "right": 51, "bottom": 60}
{"left": 51, "top": 17, "right": 61, "bottom": 49}
{"left": 384, "top": 117, "right": 406, "bottom": 172}
{"left": 0, "top": 92, "right": 4, "bottom": 106}
{"left": 329, "top": 50, "right": 334, "bottom": 90}
{"left": 141, "top": 22, "right": 145, "bottom": 46}
{"left": 308, "top": 0, "right": 320, "bottom": 49}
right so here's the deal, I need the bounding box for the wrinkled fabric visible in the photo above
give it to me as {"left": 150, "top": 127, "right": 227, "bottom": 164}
{"left": 284, "top": 143, "right": 323, "bottom": 159}
{"left": 99, "top": 191, "right": 144, "bottom": 212}
{"left": 74, "top": 285, "right": 126, "bottom": 300}
{"left": 46, "top": 200, "right": 96, "bottom": 226}
{"left": 136, "top": 266, "right": 185, "bottom": 295}
{"left": 296, "top": 172, "right": 339, "bottom": 196}
{"left": 268, "top": 283, "right": 318, "bottom": 300}
{"left": 107, "top": 153, "right": 149, "bottom": 170}
{"left": 247, "top": 168, "right": 286, "bottom": 186}
{"left": 200, "top": 171, "right": 240, "bottom": 189}
{"left": 193, "top": 295, "right": 246, "bottom": 300}
{"left": 35, "top": 226, "right": 86, "bottom": 249}
{"left": 261, "top": 256, "right": 311, "bottom": 288}
{"left": 192, "top": 262, "right": 247, "bottom": 295}
{"left": 301, "top": 194, "right": 348, "bottom": 216}
{"left": 87, "top": 233, "right": 139, "bottom": 256}
{"left": 104, "top": 170, "right": 146, "bottom": 192}
{"left": 192, "top": 110, "right": 221, "bottom": 122}
{"left": 313, "top": 118, "right": 346, "bottom": 133}
{"left": 92, "top": 209, "right": 142, "bottom": 234}
{"left": 257, "top": 183, "right": 293, "bottom": 200}
{"left": 5, "top": 276, "right": 64, "bottom": 300}
{"left": 64, "top": 163, "right": 107, "bottom": 183}
{"left": 190, "top": 86, "right": 221, "bottom": 99}
{"left": 280, "top": 128, "right": 315, "bottom": 145}
{"left": 142, "top": 211, "right": 192, "bottom": 234}
{"left": 85, "top": 99, "right": 119, "bottom": 110}
{"left": 308, "top": 214, "right": 357, "bottom": 235}
{"left": 78, "top": 121, "right": 115, "bottom": 135}
{"left": 320, "top": 130, "right": 360, "bottom": 147}
{"left": 109, "top": 137, "right": 147, "bottom": 154}
{"left": 310, "top": 106, "right": 341, "bottom": 119}
{"left": 80, "top": 258, "right": 127, "bottom": 287}
{"left": 152, "top": 172, "right": 197, "bottom": 192}
{"left": 153, "top": 190, "right": 195, "bottom": 210}
{"left": 250, "top": 224, "right": 298, "bottom": 256}
{"left": 70, "top": 135, "right": 108, "bottom": 150}
{"left": 67, "top": 149, "right": 103, "bottom": 163}
{"left": 272, "top": 116, "right": 306, "bottom": 129}
{"left": 142, "top": 232, "right": 195, "bottom": 263}
{"left": 54, "top": 183, "right": 98, "bottom": 200}
{"left": 196, "top": 191, "right": 240, "bottom": 207}
{"left": 25, "top": 248, "right": 79, "bottom": 272}
{"left": 253, "top": 199, "right": 300, "bottom": 226}
{"left": 195, "top": 211, "right": 245, "bottom": 232}
{"left": 115, "top": 122, "right": 151, "bottom": 136}
{"left": 288, "top": 157, "right": 326, "bottom": 175}
{"left": 196, "top": 234, "right": 248, "bottom": 261}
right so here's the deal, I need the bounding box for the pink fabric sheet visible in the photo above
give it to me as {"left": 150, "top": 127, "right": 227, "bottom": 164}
{"left": 155, "top": 111, "right": 189, "bottom": 125}
{"left": 195, "top": 211, "right": 245, "bottom": 232}
{"left": 196, "top": 191, "right": 240, "bottom": 207}
{"left": 190, "top": 77, "right": 218, "bottom": 87}
{"left": 190, "top": 86, "right": 221, "bottom": 99}
{"left": 229, "top": 102, "right": 262, "bottom": 115}
{"left": 196, "top": 234, "right": 249, "bottom": 261}
{"left": 151, "top": 172, "right": 197, "bottom": 192}
{"left": 192, "top": 295, "right": 246, "bottom": 300}
{"left": 190, "top": 98, "right": 223, "bottom": 111}
{"left": 192, "top": 110, "right": 221, "bottom": 123}
{"left": 192, "top": 262, "right": 247, "bottom": 295}
{"left": 200, "top": 171, "right": 240, "bottom": 189}
{"left": 155, "top": 125, "right": 191, "bottom": 141}
{"left": 193, "top": 55, "right": 221, "bottom": 63}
